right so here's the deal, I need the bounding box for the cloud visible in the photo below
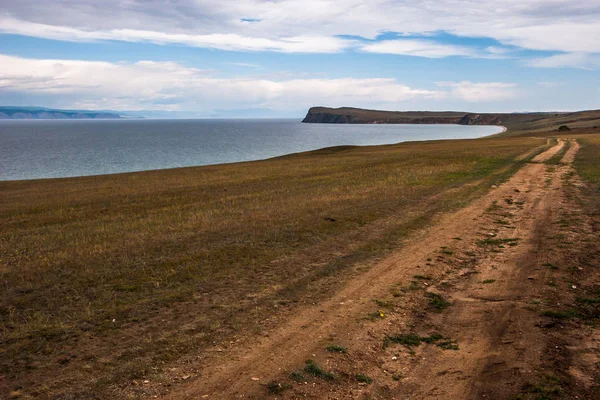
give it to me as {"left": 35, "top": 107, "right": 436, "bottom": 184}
{"left": 0, "top": 54, "right": 448, "bottom": 111}
{"left": 226, "top": 62, "right": 263, "bottom": 69}
{"left": 527, "top": 52, "right": 600, "bottom": 69}
{"left": 360, "top": 39, "right": 515, "bottom": 59}
{"left": 361, "top": 39, "right": 476, "bottom": 58}
{"left": 0, "top": 16, "right": 354, "bottom": 53}
{"left": 437, "top": 81, "right": 519, "bottom": 102}
{"left": 1, "top": 1, "right": 599, "bottom": 56}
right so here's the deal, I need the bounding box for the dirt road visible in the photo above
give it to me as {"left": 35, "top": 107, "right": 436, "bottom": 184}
{"left": 165, "top": 138, "right": 599, "bottom": 399}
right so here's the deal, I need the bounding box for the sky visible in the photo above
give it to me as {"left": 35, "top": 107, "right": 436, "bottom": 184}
{"left": 0, "top": 0, "right": 599, "bottom": 118}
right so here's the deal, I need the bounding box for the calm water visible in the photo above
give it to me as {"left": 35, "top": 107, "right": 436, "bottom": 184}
{"left": 0, "top": 119, "right": 502, "bottom": 181}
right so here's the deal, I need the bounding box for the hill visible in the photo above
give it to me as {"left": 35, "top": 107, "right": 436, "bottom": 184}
{"left": 0, "top": 106, "right": 121, "bottom": 119}
{"left": 302, "top": 106, "right": 600, "bottom": 134}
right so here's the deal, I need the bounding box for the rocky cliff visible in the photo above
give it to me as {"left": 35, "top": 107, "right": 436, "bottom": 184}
{"left": 301, "top": 107, "right": 550, "bottom": 127}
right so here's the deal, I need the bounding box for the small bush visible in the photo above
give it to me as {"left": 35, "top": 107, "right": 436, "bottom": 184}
{"left": 436, "top": 338, "right": 459, "bottom": 350}
{"left": 304, "top": 359, "right": 335, "bottom": 380}
{"left": 426, "top": 292, "right": 452, "bottom": 311}
{"left": 420, "top": 333, "right": 444, "bottom": 343}
{"left": 558, "top": 125, "right": 570, "bottom": 132}
{"left": 386, "top": 333, "right": 421, "bottom": 347}
{"left": 289, "top": 371, "right": 305, "bottom": 382}
{"left": 385, "top": 332, "right": 457, "bottom": 350}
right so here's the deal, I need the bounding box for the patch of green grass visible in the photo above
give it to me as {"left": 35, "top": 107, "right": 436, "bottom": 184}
{"left": 355, "top": 374, "right": 372, "bottom": 384}
{"left": 289, "top": 371, "right": 305, "bottom": 382}
{"left": 476, "top": 237, "right": 520, "bottom": 247}
{"left": 575, "top": 136, "right": 600, "bottom": 186}
{"left": 542, "top": 262, "right": 559, "bottom": 270}
{"left": 426, "top": 292, "right": 452, "bottom": 311}
{"left": 573, "top": 290, "right": 600, "bottom": 321}
{"left": 420, "top": 333, "right": 444, "bottom": 343}
{"left": 304, "top": 359, "right": 335, "bottom": 381}
{"left": 576, "top": 297, "right": 600, "bottom": 305}
{"left": 374, "top": 299, "right": 394, "bottom": 308}
{"left": 385, "top": 333, "right": 458, "bottom": 350}
{"left": 436, "top": 338, "right": 460, "bottom": 350}
{"left": 326, "top": 345, "right": 347, "bottom": 354}
{"left": 525, "top": 374, "right": 564, "bottom": 398}
{"left": 481, "top": 279, "right": 496, "bottom": 284}
{"left": 546, "top": 278, "right": 559, "bottom": 287}
{"left": 413, "top": 275, "right": 432, "bottom": 280}
{"left": 385, "top": 333, "right": 422, "bottom": 347}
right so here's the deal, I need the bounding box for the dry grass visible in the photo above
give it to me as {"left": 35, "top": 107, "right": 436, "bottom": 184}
{"left": 0, "top": 136, "right": 544, "bottom": 398}
{"left": 574, "top": 132, "right": 600, "bottom": 186}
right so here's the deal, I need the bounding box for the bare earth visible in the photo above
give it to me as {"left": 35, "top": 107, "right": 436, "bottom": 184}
{"left": 164, "top": 139, "right": 598, "bottom": 399}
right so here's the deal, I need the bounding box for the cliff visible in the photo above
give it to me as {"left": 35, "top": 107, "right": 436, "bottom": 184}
{"left": 301, "top": 107, "right": 555, "bottom": 127}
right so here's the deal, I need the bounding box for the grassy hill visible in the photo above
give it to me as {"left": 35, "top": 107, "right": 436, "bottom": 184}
{"left": 302, "top": 106, "right": 600, "bottom": 134}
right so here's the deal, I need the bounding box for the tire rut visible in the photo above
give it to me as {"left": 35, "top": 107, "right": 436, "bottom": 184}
{"left": 164, "top": 140, "right": 570, "bottom": 400}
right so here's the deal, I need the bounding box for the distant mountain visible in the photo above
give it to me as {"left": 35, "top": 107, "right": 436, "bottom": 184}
{"left": 0, "top": 106, "right": 121, "bottom": 119}
{"left": 116, "top": 108, "right": 302, "bottom": 119}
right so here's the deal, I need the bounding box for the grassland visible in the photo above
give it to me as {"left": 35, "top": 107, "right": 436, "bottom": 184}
{"left": 0, "top": 136, "right": 548, "bottom": 398}
{"left": 573, "top": 130, "right": 600, "bottom": 185}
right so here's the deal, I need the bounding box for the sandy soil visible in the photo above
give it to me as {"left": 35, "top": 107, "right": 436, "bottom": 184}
{"left": 163, "top": 138, "right": 599, "bottom": 399}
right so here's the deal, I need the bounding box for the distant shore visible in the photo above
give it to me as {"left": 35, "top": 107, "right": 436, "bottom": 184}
{"left": 0, "top": 106, "right": 121, "bottom": 120}
{"left": 301, "top": 106, "right": 600, "bottom": 136}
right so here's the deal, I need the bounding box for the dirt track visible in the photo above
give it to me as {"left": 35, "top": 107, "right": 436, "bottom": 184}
{"left": 165, "top": 138, "right": 598, "bottom": 399}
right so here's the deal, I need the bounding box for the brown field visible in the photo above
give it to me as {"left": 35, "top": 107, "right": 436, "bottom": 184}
{"left": 1, "top": 127, "right": 599, "bottom": 399}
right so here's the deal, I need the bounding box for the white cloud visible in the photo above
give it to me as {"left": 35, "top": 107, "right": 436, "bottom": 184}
{"left": 437, "top": 81, "right": 519, "bottom": 102}
{"left": 361, "top": 40, "right": 515, "bottom": 59}
{"left": 361, "top": 39, "right": 476, "bottom": 58}
{"left": 0, "top": 54, "right": 448, "bottom": 111}
{"left": 226, "top": 62, "right": 263, "bottom": 69}
{"left": 1, "top": 1, "right": 600, "bottom": 57}
{"left": 527, "top": 52, "right": 600, "bottom": 69}
{"left": 0, "top": 16, "right": 354, "bottom": 53}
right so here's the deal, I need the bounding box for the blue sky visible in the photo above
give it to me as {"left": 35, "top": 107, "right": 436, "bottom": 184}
{"left": 0, "top": 1, "right": 599, "bottom": 117}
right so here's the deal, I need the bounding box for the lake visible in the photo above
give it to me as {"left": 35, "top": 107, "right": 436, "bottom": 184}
{"left": 0, "top": 119, "right": 503, "bottom": 181}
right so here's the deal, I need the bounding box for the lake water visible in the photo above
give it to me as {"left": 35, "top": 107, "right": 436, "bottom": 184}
{"left": 0, "top": 119, "right": 502, "bottom": 181}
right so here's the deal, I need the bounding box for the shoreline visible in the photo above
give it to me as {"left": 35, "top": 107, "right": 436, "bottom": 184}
{"left": 0, "top": 123, "right": 503, "bottom": 183}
